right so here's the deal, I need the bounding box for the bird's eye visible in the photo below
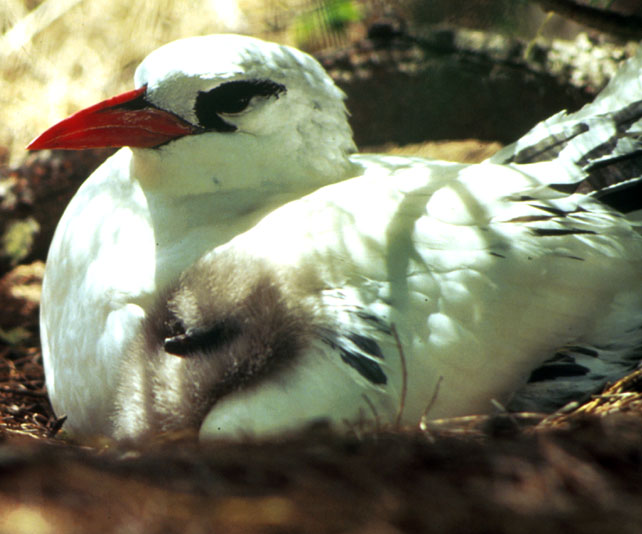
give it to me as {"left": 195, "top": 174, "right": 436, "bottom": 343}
{"left": 219, "top": 95, "right": 252, "bottom": 114}
{"left": 163, "top": 317, "right": 242, "bottom": 357}
{"left": 194, "top": 79, "right": 286, "bottom": 131}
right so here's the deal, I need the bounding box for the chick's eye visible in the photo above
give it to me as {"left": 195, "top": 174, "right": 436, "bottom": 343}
{"left": 194, "top": 79, "right": 286, "bottom": 130}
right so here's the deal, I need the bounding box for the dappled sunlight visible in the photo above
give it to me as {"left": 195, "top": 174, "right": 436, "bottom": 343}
{"left": 0, "top": 0, "right": 350, "bottom": 163}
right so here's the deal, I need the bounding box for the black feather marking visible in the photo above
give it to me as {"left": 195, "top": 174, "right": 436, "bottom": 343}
{"left": 347, "top": 333, "right": 385, "bottom": 359}
{"left": 320, "top": 332, "right": 388, "bottom": 385}
{"left": 612, "top": 100, "right": 642, "bottom": 132}
{"left": 562, "top": 346, "right": 600, "bottom": 358}
{"left": 577, "top": 101, "right": 642, "bottom": 167}
{"left": 585, "top": 150, "right": 642, "bottom": 198}
{"left": 577, "top": 138, "right": 619, "bottom": 166}
{"left": 549, "top": 353, "right": 577, "bottom": 363}
{"left": 355, "top": 312, "right": 393, "bottom": 335}
{"left": 489, "top": 251, "right": 506, "bottom": 258}
{"left": 508, "top": 101, "right": 642, "bottom": 167}
{"left": 573, "top": 101, "right": 642, "bottom": 186}
{"left": 528, "top": 362, "right": 590, "bottom": 383}
{"left": 339, "top": 349, "right": 388, "bottom": 385}
{"left": 194, "top": 79, "right": 286, "bottom": 132}
{"left": 576, "top": 134, "right": 642, "bottom": 169}
{"left": 548, "top": 182, "right": 581, "bottom": 194}
{"left": 529, "top": 204, "right": 572, "bottom": 216}
{"left": 531, "top": 228, "right": 596, "bottom": 237}
{"left": 506, "top": 215, "right": 554, "bottom": 223}
{"left": 505, "top": 122, "right": 589, "bottom": 164}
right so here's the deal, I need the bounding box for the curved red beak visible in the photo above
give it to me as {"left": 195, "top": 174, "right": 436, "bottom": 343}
{"left": 27, "top": 86, "right": 198, "bottom": 150}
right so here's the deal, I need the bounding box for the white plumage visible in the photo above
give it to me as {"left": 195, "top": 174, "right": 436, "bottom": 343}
{"left": 29, "top": 34, "right": 642, "bottom": 441}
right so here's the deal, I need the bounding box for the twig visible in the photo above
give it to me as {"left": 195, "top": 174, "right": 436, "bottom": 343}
{"left": 525, "top": 11, "right": 555, "bottom": 61}
{"left": 0, "top": 385, "right": 47, "bottom": 398}
{"left": 420, "top": 375, "right": 444, "bottom": 429}
{"left": 391, "top": 323, "right": 407, "bottom": 428}
{"left": 361, "top": 394, "right": 380, "bottom": 432}
{"left": 47, "top": 415, "right": 67, "bottom": 437}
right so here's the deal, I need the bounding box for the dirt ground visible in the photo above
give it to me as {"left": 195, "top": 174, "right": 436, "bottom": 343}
{"left": 2, "top": 332, "right": 642, "bottom": 534}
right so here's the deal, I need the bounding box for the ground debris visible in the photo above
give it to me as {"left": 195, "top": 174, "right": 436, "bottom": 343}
{"left": 2, "top": 309, "right": 642, "bottom": 534}
{"left": 540, "top": 367, "right": 642, "bottom": 427}
{"left": 0, "top": 414, "right": 641, "bottom": 534}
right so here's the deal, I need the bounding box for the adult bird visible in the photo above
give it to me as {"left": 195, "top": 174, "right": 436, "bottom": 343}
{"left": 28, "top": 34, "right": 642, "bottom": 441}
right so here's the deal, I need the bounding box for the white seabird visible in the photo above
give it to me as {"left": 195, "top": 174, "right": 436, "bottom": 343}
{"left": 28, "top": 34, "right": 642, "bottom": 440}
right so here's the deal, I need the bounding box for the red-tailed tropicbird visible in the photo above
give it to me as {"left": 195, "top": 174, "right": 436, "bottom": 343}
{"left": 28, "top": 34, "right": 642, "bottom": 441}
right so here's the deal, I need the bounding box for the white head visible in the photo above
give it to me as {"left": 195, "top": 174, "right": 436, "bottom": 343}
{"left": 29, "top": 34, "right": 358, "bottom": 197}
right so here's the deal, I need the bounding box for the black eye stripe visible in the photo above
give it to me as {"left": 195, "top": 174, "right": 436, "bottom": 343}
{"left": 194, "top": 79, "right": 286, "bottom": 131}
{"left": 205, "top": 79, "right": 286, "bottom": 113}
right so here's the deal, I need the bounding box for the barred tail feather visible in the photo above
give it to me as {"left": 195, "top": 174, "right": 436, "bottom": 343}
{"left": 489, "top": 42, "right": 642, "bottom": 192}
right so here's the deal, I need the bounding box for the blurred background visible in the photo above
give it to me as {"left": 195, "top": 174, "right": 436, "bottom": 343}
{"left": 1, "top": 0, "right": 641, "bottom": 164}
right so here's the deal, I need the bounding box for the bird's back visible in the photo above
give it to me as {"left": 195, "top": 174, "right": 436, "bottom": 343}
{"left": 184, "top": 155, "right": 642, "bottom": 436}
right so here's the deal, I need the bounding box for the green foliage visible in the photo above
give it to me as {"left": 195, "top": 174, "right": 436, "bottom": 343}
{"left": 1, "top": 218, "right": 39, "bottom": 266}
{"left": 0, "top": 326, "right": 32, "bottom": 345}
{"left": 324, "top": 0, "right": 361, "bottom": 31}
{"left": 293, "top": 0, "right": 362, "bottom": 49}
